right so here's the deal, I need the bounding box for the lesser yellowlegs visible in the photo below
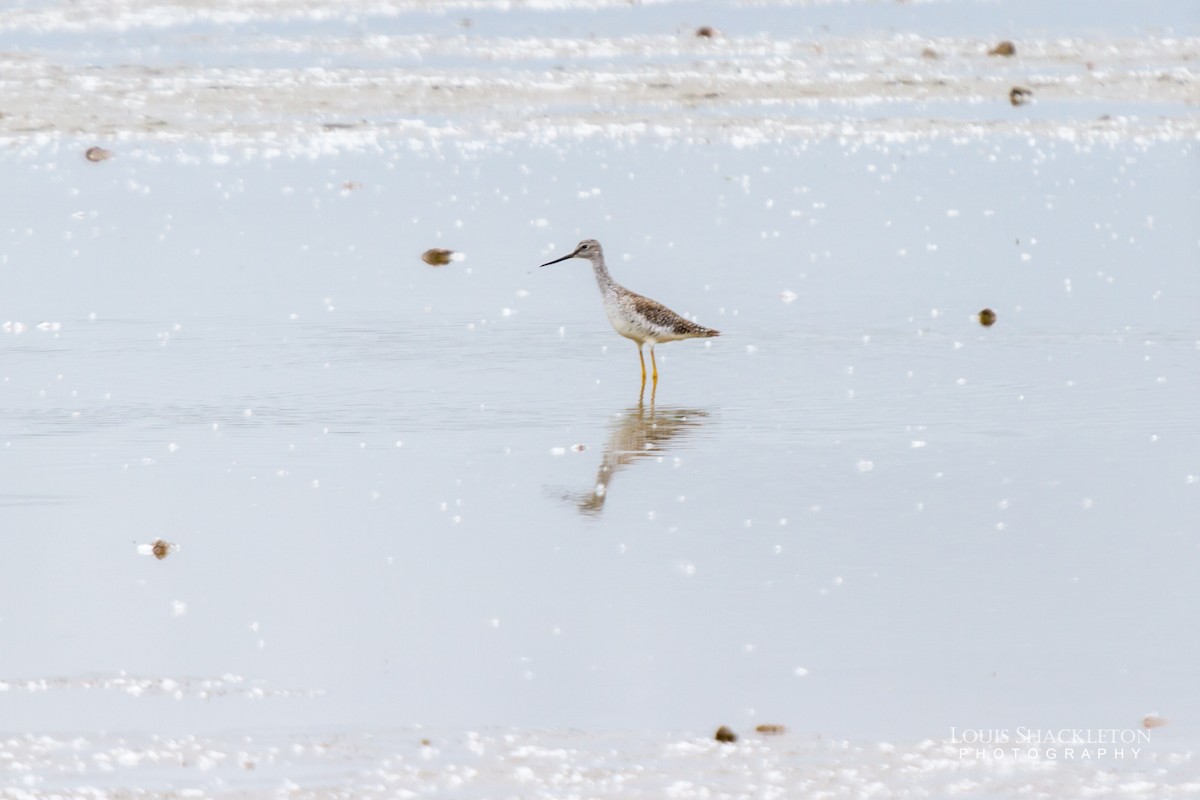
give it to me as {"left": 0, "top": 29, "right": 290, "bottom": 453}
{"left": 541, "top": 239, "right": 719, "bottom": 385}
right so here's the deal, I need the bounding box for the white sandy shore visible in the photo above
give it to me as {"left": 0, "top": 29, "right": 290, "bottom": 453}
{"left": 0, "top": 1, "right": 1194, "bottom": 146}
{"left": 2, "top": 727, "right": 1198, "bottom": 799}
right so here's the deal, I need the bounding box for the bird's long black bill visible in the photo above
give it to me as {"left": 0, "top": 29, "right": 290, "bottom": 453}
{"left": 540, "top": 252, "right": 576, "bottom": 267}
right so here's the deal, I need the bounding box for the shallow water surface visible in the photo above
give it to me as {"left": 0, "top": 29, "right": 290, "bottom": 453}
{"left": 1, "top": 136, "right": 1196, "bottom": 748}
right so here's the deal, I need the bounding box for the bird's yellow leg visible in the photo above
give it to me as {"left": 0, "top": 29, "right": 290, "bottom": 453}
{"left": 638, "top": 346, "right": 647, "bottom": 385}
{"left": 650, "top": 346, "right": 659, "bottom": 383}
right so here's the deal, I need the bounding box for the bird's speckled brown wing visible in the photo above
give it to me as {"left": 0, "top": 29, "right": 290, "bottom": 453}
{"left": 628, "top": 292, "right": 720, "bottom": 339}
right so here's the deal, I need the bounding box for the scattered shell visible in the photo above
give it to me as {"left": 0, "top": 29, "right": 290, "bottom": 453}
{"left": 1142, "top": 715, "right": 1169, "bottom": 729}
{"left": 921, "top": 47, "right": 939, "bottom": 59}
{"left": 420, "top": 738, "right": 432, "bottom": 746}
{"left": 755, "top": 724, "right": 787, "bottom": 736}
{"left": 988, "top": 41, "right": 1016, "bottom": 57}
{"left": 977, "top": 308, "right": 997, "bottom": 327}
{"left": 570, "top": 443, "right": 587, "bottom": 452}
{"left": 84, "top": 146, "right": 113, "bottom": 162}
{"left": 137, "top": 538, "right": 178, "bottom": 560}
{"left": 421, "top": 248, "right": 455, "bottom": 266}
{"left": 714, "top": 725, "right": 737, "bottom": 743}
{"left": 1009, "top": 86, "right": 1033, "bottom": 106}
{"left": 695, "top": 26, "right": 717, "bottom": 38}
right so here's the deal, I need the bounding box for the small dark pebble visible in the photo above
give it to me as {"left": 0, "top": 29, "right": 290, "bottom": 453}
{"left": 85, "top": 146, "right": 113, "bottom": 163}
{"left": 421, "top": 248, "right": 455, "bottom": 267}
{"left": 714, "top": 725, "right": 737, "bottom": 743}
{"left": 921, "top": 47, "right": 939, "bottom": 59}
{"left": 151, "top": 539, "right": 172, "bottom": 560}
{"left": 695, "top": 26, "right": 717, "bottom": 38}
{"left": 755, "top": 723, "right": 787, "bottom": 735}
{"left": 988, "top": 41, "right": 1016, "bottom": 57}
{"left": 1009, "top": 86, "right": 1033, "bottom": 106}
{"left": 978, "top": 308, "right": 997, "bottom": 327}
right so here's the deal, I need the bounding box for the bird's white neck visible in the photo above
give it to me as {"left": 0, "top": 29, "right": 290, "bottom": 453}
{"left": 590, "top": 257, "right": 617, "bottom": 295}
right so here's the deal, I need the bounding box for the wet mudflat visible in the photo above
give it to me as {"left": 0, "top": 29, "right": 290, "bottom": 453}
{"left": 0, "top": 0, "right": 1197, "bottom": 797}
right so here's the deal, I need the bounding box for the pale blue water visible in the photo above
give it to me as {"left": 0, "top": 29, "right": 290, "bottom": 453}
{"left": 1, "top": 135, "right": 1196, "bottom": 745}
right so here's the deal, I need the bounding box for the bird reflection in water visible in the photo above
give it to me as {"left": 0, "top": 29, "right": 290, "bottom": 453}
{"left": 573, "top": 388, "right": 709, "bottom": 515}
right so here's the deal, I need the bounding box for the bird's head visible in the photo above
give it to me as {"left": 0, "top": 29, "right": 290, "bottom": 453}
{"left": 541, "top": 239, "right": 603, "bottom": 267}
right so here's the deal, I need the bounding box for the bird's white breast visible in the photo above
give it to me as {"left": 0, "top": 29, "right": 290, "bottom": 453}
{"left": 606, "top": 306, "right": 655, "bottom": 343}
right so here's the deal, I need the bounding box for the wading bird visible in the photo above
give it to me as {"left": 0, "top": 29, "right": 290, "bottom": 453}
{"left": 541, "top": 239, "right": 719, "bottom": 386}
